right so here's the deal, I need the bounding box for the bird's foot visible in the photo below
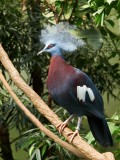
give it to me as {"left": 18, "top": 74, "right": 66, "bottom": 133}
{"left": 67, "top": 129, "right": 80, "bottom": 143}
{"left": 67, "top": 116, "right": 82, "bottom": 142}
{"left": 57, "top": 121, "right": 68, "bottom": 133}
{"left": 57, "top": 114, "right": 75, "bottom": 133}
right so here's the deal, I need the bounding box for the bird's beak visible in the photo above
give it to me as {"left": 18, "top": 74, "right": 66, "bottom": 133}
{"left": 37, "top": 46, "right": 47, "bottom": 55}
{"left": 37, "top": 49, "right": 44, "bottom": 55}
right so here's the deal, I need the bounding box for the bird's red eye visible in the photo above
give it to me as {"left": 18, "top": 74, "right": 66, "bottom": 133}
{"left": 46, "top": 44, "right": 55, "bottom": 49}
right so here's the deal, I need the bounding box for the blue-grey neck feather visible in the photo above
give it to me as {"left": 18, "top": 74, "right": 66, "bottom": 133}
{"left": 50, "top": 47, "right": 63, "bottom": 57}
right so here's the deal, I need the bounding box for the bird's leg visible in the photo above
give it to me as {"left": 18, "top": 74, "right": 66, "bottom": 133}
{"left": 67, "top": 116, "right": 82, "bottom": 143}
{"left": 57, "top": 114, "right": 75, "bottom": 133}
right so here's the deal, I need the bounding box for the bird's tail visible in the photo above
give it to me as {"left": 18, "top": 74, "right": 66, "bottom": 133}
{"left": 87, "top": 116, "right": 113, "bottom": 147}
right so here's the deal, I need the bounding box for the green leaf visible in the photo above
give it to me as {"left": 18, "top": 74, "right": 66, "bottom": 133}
{"left": 106, "top": 19, "right": 115, "bottom": 27}
{"left": 79, "top": 4, "right": 90, "bottom": 10}
{"left": 47, "top": 0, "right": 57, "bottom": 3}
{"left": 47, "top": 0, "right": 64, "bottom": 4}
{"left": 104, "top": 8, "right": 120, "bottom": 35}
{"left": 108, "top": 122, "right": 119, "bottom": 134}
{"left": 0, "top": 100, "right": 2, "bottom": 105}
{"left": 117, "top": 0, "right": 120, "bottom": 11}
{"left": 102, "top": 12, "right": 105, "bottom": 25}
{"left": 93, "top": 6, "right": 105, "bottom": 16}
{"left": 85, "top": 29, "right": 103, "bottom": 50}
{"left": 105, "top": 0, "right": 115, "bottom": 5}
{"left": 29, "top": 144, "right": 36, "bottom": 156}
{"left": 89, "top": 0, "right": 104, "bottom": 7}
{"left": 35, "top": 149, "right": 41, "bottom": 160}
{"left": 75, "top": 4, "right": 90, "bottom": 17}
{"left": 69, "top": 28, "right": 103, "bottom": 50}
{"left": 111, "top": 111, "right": 120, "bottom": 120}
{"left": 64, "top": 5, "right": 73, "bottom": 19}
{"left": 85, "top": 131, "right": 95, "bottom": 144}
{"left": 41, "top": 144, "right": 48, "bottom": 157}
{"left": 69, "top": 29, "right": 86, "bottom": 38}
{"left": 30, "top": 149, "right": 41, "bottom": 160}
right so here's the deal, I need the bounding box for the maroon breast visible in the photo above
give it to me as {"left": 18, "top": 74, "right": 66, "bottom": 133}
{"left": 46, "top": 55, "right": 76, "bottom": 93}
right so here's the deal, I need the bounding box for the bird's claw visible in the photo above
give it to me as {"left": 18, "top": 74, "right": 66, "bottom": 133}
{"left": 57, "top": 121, "right": 68, "bottom": 133}
{"left": 67, "top": 129, "right": 80, "bottom": 143}
{"left": 57, "top": 115, "right": 75, "bottom": 133}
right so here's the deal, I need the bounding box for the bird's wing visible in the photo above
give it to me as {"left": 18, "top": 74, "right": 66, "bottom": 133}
{"left": 70, "top": 69, "right": 104, "bottom": 118}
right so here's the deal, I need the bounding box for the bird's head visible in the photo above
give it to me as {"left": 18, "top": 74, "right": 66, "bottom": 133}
{"left": 37, "top": 41, "right": 62, "bottom": 56}
{"left": 37, "top": 22, "right": 85, "bottom": 57}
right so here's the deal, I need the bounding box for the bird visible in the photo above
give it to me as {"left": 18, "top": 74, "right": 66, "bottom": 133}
{"left": 37, "top": 22, "right": 113, "bottom": 147}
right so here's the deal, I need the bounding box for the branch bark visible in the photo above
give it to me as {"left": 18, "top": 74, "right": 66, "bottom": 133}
{"left": 0, "top": 44, "right": 115, "bottom": 160}
{"left": 0, "top": 71, "right": 83, "bottom": 158}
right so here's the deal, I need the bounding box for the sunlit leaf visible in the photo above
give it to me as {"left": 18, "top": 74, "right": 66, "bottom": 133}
{"left": 108, "top": 122, "right": 119, "bottom": 134}
{"left": 105, "top": 8, "right": 120, "bottom": 35}
{"left": 93, "top": 6, "right": 105, "bottom": 16}
{"left": 75, "top": 4, "right": 90, "bottom": 17}
{"left": 47, "top": 0, "right": 56, "bottom": 3}
{"left": 64, "top": 5, "right": 73, "bottom": 19}
{"left": 41, "top": 144, "right": 48, "bottom": 157}
{"left": 111, "top": 111, "right": 120, "bottom": 120}
{"left": 85, "top": 131, "right": 95, "bottom": 144}
{"left": 69, "top": 28, "right": 103, "bottom": 50}
{"left": 35, "top": 149, "right": 41, "bottom": 160}
{"left": 69, "top": 29, "right": 86, "bottom": 38}
{"left": 29, "top": 144, "right": 36, "bottom": 156}
{"left": 100, "top": 12, "right": 104, "bottom": 26}
{"left": 106, "top": 19, "right": 115, "bottom": 27}
{"left": 88, "top": 0, "right": 104, "bottom": 7}
{"left": 105, "top": 0, "right": 115, "bottom": 5}
{"left": 30, "top": 148, "right": 41, "bottom": 160}
{"left": 47, "top": 0, "right": 64, "bottom": 4}
{"left": 117, "top": 0, "right": 120, "bottom": 11}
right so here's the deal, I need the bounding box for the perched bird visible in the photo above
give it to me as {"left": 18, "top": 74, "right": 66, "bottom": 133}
{"left": 38, "top": 22, "right": 113, "bottom": 147}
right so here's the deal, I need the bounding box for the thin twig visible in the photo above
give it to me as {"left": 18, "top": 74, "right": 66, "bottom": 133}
{"left": 68, "top": 0, "right": 78, "bottom": 22}
{"left": 44, "top": 0, "right": 59, "bottom": 24}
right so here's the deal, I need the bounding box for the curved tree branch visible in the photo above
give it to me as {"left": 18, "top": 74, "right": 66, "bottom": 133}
{"left": 0, "top": 71, "right": 83, "bottom": 158}
{"left": 0, "top": 44, "right": 115, "bottom": 160}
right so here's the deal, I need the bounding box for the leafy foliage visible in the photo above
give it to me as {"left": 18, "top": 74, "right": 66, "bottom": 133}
{"left": 0, "top": 0, "right": 120, "bottom": 159}
{"left": 16, "top": 124, "right": 83, "bottom": 160}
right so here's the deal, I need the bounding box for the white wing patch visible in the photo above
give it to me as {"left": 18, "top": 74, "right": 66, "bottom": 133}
{"left": 77, "top": 85, "right": 95, "bottom": 102}
{"left": 87, "top": 88, "right": 95, "bottom": 101}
